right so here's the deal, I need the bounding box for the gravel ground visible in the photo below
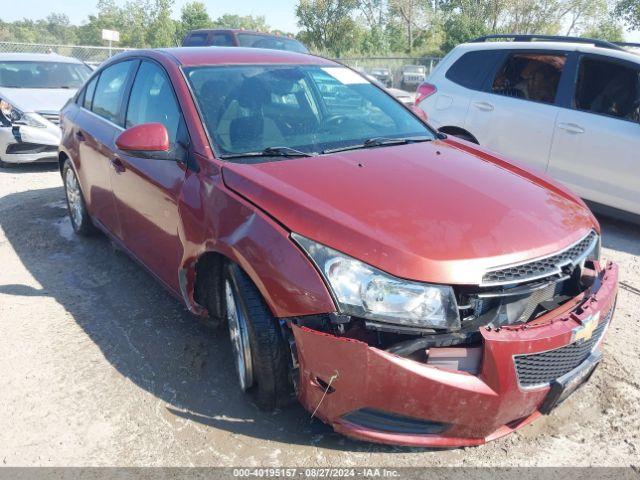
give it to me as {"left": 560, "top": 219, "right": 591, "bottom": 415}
{"left": 0, "top": 164, "right": 639, "bottom": 467}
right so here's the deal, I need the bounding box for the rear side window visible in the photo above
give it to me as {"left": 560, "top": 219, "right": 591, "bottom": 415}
{"left": 82, "top": 75, "right": 98, "bottom": 110}
{"left": 183, "top": 32, "right": 209, "bottom": 46}
{"left": 92, "top": 60, "right": 136, "bottom": 125}
{"left": 492, "top": 53, "right": 566, "bottom": 104}
{"left": 575, "top": 56, "right": 640, "bottom": 122}
{"left": 445, "top": 50, "right": 503, "bottom": 90}
{"left": 125, "top": 61, "right": 182, "bottom": 145}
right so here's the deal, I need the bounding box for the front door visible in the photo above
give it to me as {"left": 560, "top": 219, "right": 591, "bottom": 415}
{"left": 109, "top": 60, "right": 189, "bottom": 292}
{"left": 464, "top": 51, "right": 568, "bottom": 173}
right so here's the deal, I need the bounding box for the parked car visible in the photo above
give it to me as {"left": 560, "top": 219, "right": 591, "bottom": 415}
{"left": 416, "top": 35, "right": 640, "bottom": 220}
{"left": 0, "top": 53, "right": 91, "bottom": 167}
{"left": 363, "top": 73, "right": 414, "bottom": 107}
{"left": 60, "top": 47, "right": 618, "bottom": 447}
{"left": 368, "top": 67, "right": 393, "bottom": 87}
{"left": 400, "top": 64, "right": 426, "bottom": 90}
{"left": 182, "top": 29, "right": 309, "bottom": 53}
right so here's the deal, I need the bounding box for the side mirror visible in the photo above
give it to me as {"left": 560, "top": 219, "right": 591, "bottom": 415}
{"left": 410, "top": 105, "right": 428, "bottom": 122}
{"left": 116, "top": 123, "right": 169, "bottom": 154}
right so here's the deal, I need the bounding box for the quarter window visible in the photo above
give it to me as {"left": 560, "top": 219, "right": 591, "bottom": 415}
{"left": 125, "top": 61, "right": 182, "bottom": 145}
{"left": 445, "top": 50, "right": 504, "bottom": 90}
{"left": 82, "top": 75, "right": 98, "bottom": 110}
{"left": 575, "top": 57, "right": 640, "bottom": 122}
{"left": 91, "top": 60, "right": 136, "bottom": 125}
{"left": 492, "top": 53, "right": 566, "bottom": 104}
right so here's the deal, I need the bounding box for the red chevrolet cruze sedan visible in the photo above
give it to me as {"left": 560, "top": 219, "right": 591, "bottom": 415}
{"left": 59, "top": 47, "right": 618, "bottom": 447}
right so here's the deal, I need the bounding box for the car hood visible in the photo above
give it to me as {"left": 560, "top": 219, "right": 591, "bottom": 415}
{"left": 0, "top": 87, "right": 77, "bottom": 113}
{"left": 222, "top": 139, "right": 597, "bottom": 285}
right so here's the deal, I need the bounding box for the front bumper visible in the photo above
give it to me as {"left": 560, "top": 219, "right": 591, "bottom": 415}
{"left": 293, "top": 262, "right": 618, "bottom": 447}
{"left": 0, "top": 124, "right": 60, "bottom": 164}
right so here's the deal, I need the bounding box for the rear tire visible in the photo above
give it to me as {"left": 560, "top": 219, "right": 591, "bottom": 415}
{"left": 62, "top": 160, "right": 96, "bottom": 236}
{"left": 225, "top": 263, "right": 293, "bottom": 410}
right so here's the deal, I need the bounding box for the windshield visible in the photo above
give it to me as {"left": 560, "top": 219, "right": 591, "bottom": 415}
{"left": 0, "top": 61, "right": 91, "bottom": 89}
{"left": 186, "top": 65, "right": 433, "bottom": 158}
{"left": 236, "top": 33, "right": 309, "bottom": 54}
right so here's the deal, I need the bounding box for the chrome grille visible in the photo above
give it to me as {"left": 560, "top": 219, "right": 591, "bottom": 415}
{"left": 482, "top": 231, "right": 598, "bottom": 286}
{"left": 37, "top": 111, "right": 60, "bottom": 125}
{"left": 514, "top": 305, "right": 612, "bottom": 388}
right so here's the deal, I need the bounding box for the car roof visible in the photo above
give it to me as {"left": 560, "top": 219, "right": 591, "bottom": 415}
{"left": 455, "top": 41, "right": 640, "bottom": 64}
{"left": 0, "top": 52, "right": 84, "bottom": 64}
{"left": 152, "top": 47, "right": 335, "bottom": 67}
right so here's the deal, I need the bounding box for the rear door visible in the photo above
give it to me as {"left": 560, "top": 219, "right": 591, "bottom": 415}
{"left": 73, "top": 60, "right": 138, "bottom": 238}
{"left": 109, "top": 60, "right": 189, "bottom": 292}
{"left": 548, "top": 54, "right": 640, "bottom": 215}
{"left": 464, "top": 50, "right": 570, "bottom": 173}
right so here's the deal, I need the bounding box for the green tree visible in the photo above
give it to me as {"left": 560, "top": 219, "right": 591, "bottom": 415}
{"left": 296, "top": 0, "right": 359, "bottom": 56}
{"left": 615, "top": 0, "right": 640, "bottom": 29}
{"left": 147, "top": 0, "right": 177, "bottom": 47}
{"left": 178, "top": 1, "right": 212, "bottom": 39}
{"left": 213, "top": 14, "right": 270, "bottom": 30}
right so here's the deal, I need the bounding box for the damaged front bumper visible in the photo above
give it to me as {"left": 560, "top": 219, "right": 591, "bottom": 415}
{"left": 0, "top": 124, "right": 60, "bottom": 164}
{"left": 292, "top": 262, "right": 618, "bottom": 447}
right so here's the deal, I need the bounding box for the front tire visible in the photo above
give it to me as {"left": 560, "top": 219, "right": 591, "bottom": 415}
{"left": 225, "top": 264, "right": 293, "bottom": 410}
{"left": 62, "top": 160, "right": 95, "bottom": 235}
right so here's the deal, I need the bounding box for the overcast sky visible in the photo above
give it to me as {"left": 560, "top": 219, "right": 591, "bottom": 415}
{"left": 2, "top": 0, "right": 639, "bottom": 42}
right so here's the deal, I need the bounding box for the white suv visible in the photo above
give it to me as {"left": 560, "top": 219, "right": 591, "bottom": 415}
{"left": 416, "top": 35, "right": 640, "bottom": 220}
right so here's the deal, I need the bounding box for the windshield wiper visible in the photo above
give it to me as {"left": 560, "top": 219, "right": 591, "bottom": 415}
{"left": 220, "top": 146, "right": 316, "bottom": 160}
{"left": 322, "top": 136, "right": 433, "bottom": 154}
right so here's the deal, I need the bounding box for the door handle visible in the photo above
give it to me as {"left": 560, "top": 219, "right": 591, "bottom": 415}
{"left": 75, "top": 130, "right": 85, "bottom": 141}
{"left": 473, "top": 101, "right": 494, "bottom": 112}
{"left": 558, "top": 122, "right": 585, "bottom": 134}
{"left": 111, "top": 157, "right": 126, "bottom": 173}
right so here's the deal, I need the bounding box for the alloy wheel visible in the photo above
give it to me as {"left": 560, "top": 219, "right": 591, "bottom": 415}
{"left": 225, "top": 279, "right": 254, "bottom": 391}
{"left": 65, "top": 167, "right": 83, "bottom": 229}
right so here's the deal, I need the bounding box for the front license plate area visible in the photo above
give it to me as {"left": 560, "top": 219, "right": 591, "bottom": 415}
{"left": 540, "top": 351, "right": 602, "bottom": 414}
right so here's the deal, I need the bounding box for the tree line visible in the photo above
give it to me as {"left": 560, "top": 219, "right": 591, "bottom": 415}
{"left": 0, "top": 0, "right": 638, "bottom": 57}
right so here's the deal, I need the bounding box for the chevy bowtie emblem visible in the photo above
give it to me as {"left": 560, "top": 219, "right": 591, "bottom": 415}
{"left": 572, "top": 312, "right": 600, "bottom": 343}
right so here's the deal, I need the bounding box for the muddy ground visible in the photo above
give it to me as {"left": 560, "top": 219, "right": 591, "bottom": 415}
{"left": 0, "top": 164, "right": 639, "bottom": 467}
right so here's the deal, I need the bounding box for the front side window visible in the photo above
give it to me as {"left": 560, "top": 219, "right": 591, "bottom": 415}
{"left": 0, "top": 61, "right": 91, "bottom": 89}
{"left": 575, "top": 56, "right": 640, "bottom": 122}
{"left": 92, "top": 60, "right": 136, "bottom": 125}
{"left": 125, "top": 61, "right": 182, "bottom": 144}
{"left": 186, "top": 65, "right": 433, "bottom": 157}
{"left": 492, "top": 53, "right": 566, "bottom": 104}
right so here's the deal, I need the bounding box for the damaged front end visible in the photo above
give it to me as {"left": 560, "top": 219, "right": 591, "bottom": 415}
{"left": 284, "top": 230, "right": 618, "bottom": 446}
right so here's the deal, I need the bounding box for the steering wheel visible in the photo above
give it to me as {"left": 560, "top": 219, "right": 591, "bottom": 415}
{"left": 322, "top": 114, "right": 349, "bottom": 130}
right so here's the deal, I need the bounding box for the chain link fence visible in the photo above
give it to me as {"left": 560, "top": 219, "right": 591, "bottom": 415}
{"left": 336, "top": 56, "right": 441, "bottom": 91}
{"left": 0, "top": 41, "right": 441, "bottom": 90}
{"left": 0, "top": 41, "right": 132, "bottom": 67}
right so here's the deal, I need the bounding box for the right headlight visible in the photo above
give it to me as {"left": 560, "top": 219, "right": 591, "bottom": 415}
{"left": 292, "top": 233, "right": 460, "bottom": 330}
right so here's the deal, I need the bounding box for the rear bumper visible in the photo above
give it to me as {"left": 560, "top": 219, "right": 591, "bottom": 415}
{"left": 0, "top": 125, "right": 60, "bottom": 164}
{"left": 293, "top": 262, "right": 618, "bottom": 447}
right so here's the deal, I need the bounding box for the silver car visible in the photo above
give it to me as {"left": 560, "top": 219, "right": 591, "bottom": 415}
{"left": 0, "top": 53, "right": 91, "bottom": 167}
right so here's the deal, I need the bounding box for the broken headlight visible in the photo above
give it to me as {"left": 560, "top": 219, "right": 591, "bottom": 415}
{"left": 292, "top": 233, "right": 460, "bottom": 330}
{"left": 0, "top": 99, "right": 46, "bottom": 128}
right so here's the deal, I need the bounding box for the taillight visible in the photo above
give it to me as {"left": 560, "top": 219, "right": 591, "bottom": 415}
{"left": 415, "top": 82, "right": 437, "bottom": 106}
